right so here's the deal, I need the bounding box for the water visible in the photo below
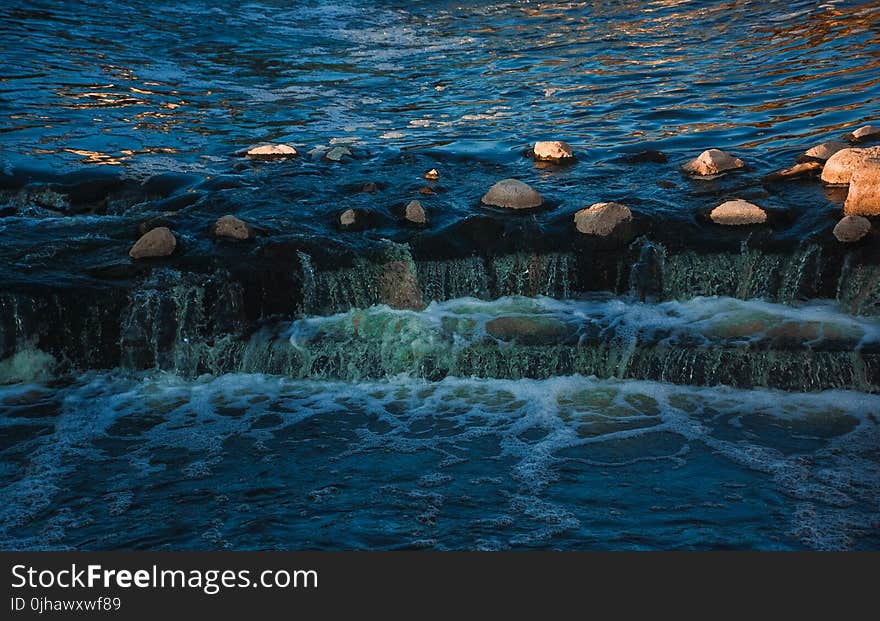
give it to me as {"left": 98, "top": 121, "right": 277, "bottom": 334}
{"left": 2, "top": 0, "right": 880, "bottom": 550}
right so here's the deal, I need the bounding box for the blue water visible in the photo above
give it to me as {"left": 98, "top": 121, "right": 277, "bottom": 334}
{"left": 2, "top": 1, "right": 880, "bottom": 550}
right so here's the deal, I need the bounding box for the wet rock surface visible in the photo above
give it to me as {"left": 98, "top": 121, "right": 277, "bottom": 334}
{"left": 834, "top": 216, "right": 871, "bottom": 243}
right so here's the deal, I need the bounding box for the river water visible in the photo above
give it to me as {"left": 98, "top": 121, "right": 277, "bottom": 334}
{"left": 1, "top": 0, "right": 880, "bottom": 549}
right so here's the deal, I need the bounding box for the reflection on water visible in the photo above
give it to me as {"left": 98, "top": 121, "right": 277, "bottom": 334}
{"left": 1, "top": 0, "right": 878, "bottom": 172}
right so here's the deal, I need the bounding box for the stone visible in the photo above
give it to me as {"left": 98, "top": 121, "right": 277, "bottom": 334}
{"left": 419, "top": 186, "right": 436, "bottom": 196}
{"left": 339, "top": 209, "right": 357, "bottom": 227}
{"left": 799, "top": 140, "right": 848, "bottom": 162}
{"left": 682, "top": 149, "right": 745, "bottom": 176}
{"left": 404, "top": 200, "right": 426, "bottom": 224}
{"left": 532, "top": 140, "right": 574, "bottom": 161}
{"left": 129, "top": 226, "right": 176, "bottom": 259}
{"left": 821, "top": 147, "right": 880, "bottom": 184}
{"left": 324, "top": 146, "right": 352, "bottom": 162}
{"left": 481, "top": 179, "right": 543, "bottom": 209}
{"left": 246, "top": 144, "right": 297, "bottom": 159}
{"left": 485, "top": 316, "right": 569, "bottom": 345}
{"left": 833, "top": 215, "right": 871, "bottom": 242}
{"left": 844, "top": 125, "right": 880, "bottom": 143}
{"left": 212, "top": 214, "right": 253, "bottom": 240}
{"left": 361, "top": 182, "right": 379, "bottom": 194}
{"left": 573, "top": 202, "right": 632, "bottom": 236}
{"left": 709, "top": 200, "right": 767, "bottom": 225}
{"left": 625, "top": 150, "right": 667, "bottom": 164}
{"left": 378, "top": 260, "right": 425, "bottom": 310}
{"left": 843, "top": 159, "right": 880, "bottom": 216}
{"left": 763, "top": 161, "right": 822, "bottom": 182}
{"left": 424, "top": 169, "right": 440, "bottom": 180}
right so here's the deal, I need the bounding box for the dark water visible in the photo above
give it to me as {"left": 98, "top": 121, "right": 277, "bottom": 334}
{"left": 2, "top": 0, "right": 880, "bottom": 550}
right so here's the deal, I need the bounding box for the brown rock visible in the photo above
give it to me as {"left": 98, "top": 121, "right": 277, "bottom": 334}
{"left": 682, "top": 149, "right": 745, "bottom": 176}
{"left": 419, "top": 186, "right": 436, "bottom": 196}
{"left": 574, "top": 202, "right": 632, "bottom": 236}
{"left": 378, "top": 260, "right": 425, "bottom": 310}
{"left": 799, "top": 140, "right": 848, "bottom": 162}
{"left": 821, "top": 147, "right": 880, "bottom": 184}
{"left": 533, "top": 140, "right": 574, "bottom": 161}
{"left": 833, "top": 215, "right": 871, "bottom": 242}
{"left": 485, "top": 316, "right": 569, "bottom": 345}
{"left": 129, "top": 226, "right": 176, "bottom": 259}
{"left": 843, "top": 159, "right": 880, "bottom": 216}
{"left": 424, "top": 169, "right": 440, "bottom": 180}
{"left": 709, "top": 200, "right": 767, "bottom": 225}
{"left": 212, "top": 215, "right": 253, "bottom": 240}
{"left": 362, "top": 182, "right": 379, "bottom": 194}
{"left": 844, "top": 125, "right": 880, "bottom": 143}
{"left": 764, "top": 161, "right": 822, "bottom": 182}
{"left": 481, "top": 179, "right": 543, "bottom": 209}
{"left": 246, "top": 144, "right": 297, "bottom": 159}
{"left": 404, "top": 200, "right": 426, "bottom": 224}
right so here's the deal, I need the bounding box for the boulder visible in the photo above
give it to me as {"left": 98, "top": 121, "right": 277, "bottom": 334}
{"left": 682, "top": 149, "right": 744, "bottom": 176}
{"left": 821, "top": 147, "right": 880, "bottom": 184}
{"left": 798, "top": 140, "right": 848, "bottom": 163}
{"left": 481, "top": 179, "right": 543, "bottom": 209}
{"left": 424, "top": 169, "right": 440, "bottom": 180}
{"left": 324, "top": 146, "right": 352, "bottom": 162}
{"left": 339, "top": 209, "right": 357, "bottom": 227}
{"left": 574, "top": 202, "right": 633, "bottom": 236}
{"left": 246, "top": 144, "right": 297, "bottom": 159}
{"left": 709, "top": 200, "right": 767, "bottom": 225}
{"left": 844, "top": 125, "right": 880, "bottom": 143}
{"left": 129, "top": 226, "right": 176, "bottom": 259}
{"left": 532, "top": 140, "right": 574, "bottom": 161}
{"left": 212, "top": 215, "right": 253, "bottom": 240}
{"left": 763, "top": 161, "right": 822, "bottom": 182}
{"left": 833, "top": 215, "right": 871, "bottom": 242}
{"left": 843, "top": 159, "right": 880, "bottom": 216}
{"left": 404, "top": 200, "right": 426, "bottom": 224}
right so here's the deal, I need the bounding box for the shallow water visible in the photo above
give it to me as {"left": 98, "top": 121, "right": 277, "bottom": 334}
{"left": 2, "top": 1, "right": 880, "bottom": 550}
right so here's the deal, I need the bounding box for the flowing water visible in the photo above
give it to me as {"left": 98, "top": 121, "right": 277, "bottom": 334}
{"left": 2, "top": 0, "right": 880, "bottom": 550}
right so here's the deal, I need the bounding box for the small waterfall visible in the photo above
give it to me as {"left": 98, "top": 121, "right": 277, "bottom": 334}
{"left": 489, "top": 252, "right": 573, "bottom": 298}
{"left": 416, "top": 256, "right": 490, "bottom": 302}
{"left": 837, "top": 255, "right": 880, "bottom": 316}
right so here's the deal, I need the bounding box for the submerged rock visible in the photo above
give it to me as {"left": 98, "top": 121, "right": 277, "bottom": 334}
{"left": 574, "top": 202, "right": 633, "bottom": 236}
{"left": 361, "top": 182, "right": 379, "bottom": 194}
{"left": 419, "top": 186, "right": 437, "bottom": 196}
{"left": 625, "top": 150, "right": 667, "bottom": 164}
{"left": 405, "top": 200, "right": 427, "bottom": 224}
{"left": 843, "top": 159, "right": 880, "bottom": 216}
{"left": 709, "top": 200, "right": 767, "bottom": 225}
{"left": 246, "top": 144, "right": 297, "bottom": 159}
{"left": 532, "top": 140, "right": 574, "bottom": 162}
{"left": 485, "top": 316, "right": 569, "bottom": 345}
{"left": 764, "top": 161, "right": 822, "bottom": 182}
{"left": 798, "top": 140, "right": 848, "bottom": 163}
{"left": 212, "top": 215, "right": 254, "bottom": 240}
{"left": 833, "top": 215, "right": 871, "bottom": 242}
{"left": 682, "top": 149, "right": 745, "bottom": 176}
{"left": 821, "top": 147, "right": 880, "bottom": 184}
{"left": 324, "top": 146, "right": 353, "bottom": 162}
{"left": 481, "top": 179, "right": 543, "bottom": 209}
{"left": 844, "top": 125, "right": 880, "bottom": 143}
{"left": 424, "top": 169, "right": 440, "bottom": 180}
{"left": 129, "top": 226, "right": 176, "bottom": 259}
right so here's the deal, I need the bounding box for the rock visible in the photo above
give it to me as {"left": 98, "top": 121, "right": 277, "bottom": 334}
{"left": 833, "top": 215, "right": 871, "bottom": 242}
{"left": 246, "top": 144, "right": 297, "bottom": 159}
{"left": 339, "top": 209, "right": 357, "bottom": 227}
{"left": 424, "top": 169, "right": 440, "bottom": 180}
{"left": 361, "top": 182, "right": 379, "bottom": 194}
{"left": 682, "top": 149, "right": 745, "bottom": 176}
{"left": 324, "top": 146, "right": 352, "bottom": 162}
{"left": 763, "top": 161, "right": 822, "bottom": 182}
{"left": 821, "top": 147, "right": 880, "bottom": 184}
{"left": 709, "top": 200, "right": 767, "bottom": 225}
{"left": 419, "top": 186, "right": 436, "bottom": 196}
{"left": 625, "top": 150, "right": 667, "bottom": 164}
{"left": 129, "top": 226, "right": 176, "bottom": 259}
{"left": 485, "top": 316, "right": 569, "bottom": 345}
{"left": 481, "top": 179, "right": 543, "bottom": 209}
{"left": 532, "top": 140, "right": 574, "bottom": 161}
{"left": 574, "top": 202, "right": 633, "bottom": 236}
{"left": 844, "top": 125, "right": 880, "bottom": 143}
{"left": 378, "top": 260, "right": 425, "bottom": 310}
{"left": 404, "top": 200, "right": 426, "bottom": 224}
{"left": 843, "top": 159, "right": 880, "bottom": 216}
{"left": 798, "top": 140, "right": 848, "bottom": 163}
{"left": 212, "top": 214, "right": 253, "bottom": 240}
